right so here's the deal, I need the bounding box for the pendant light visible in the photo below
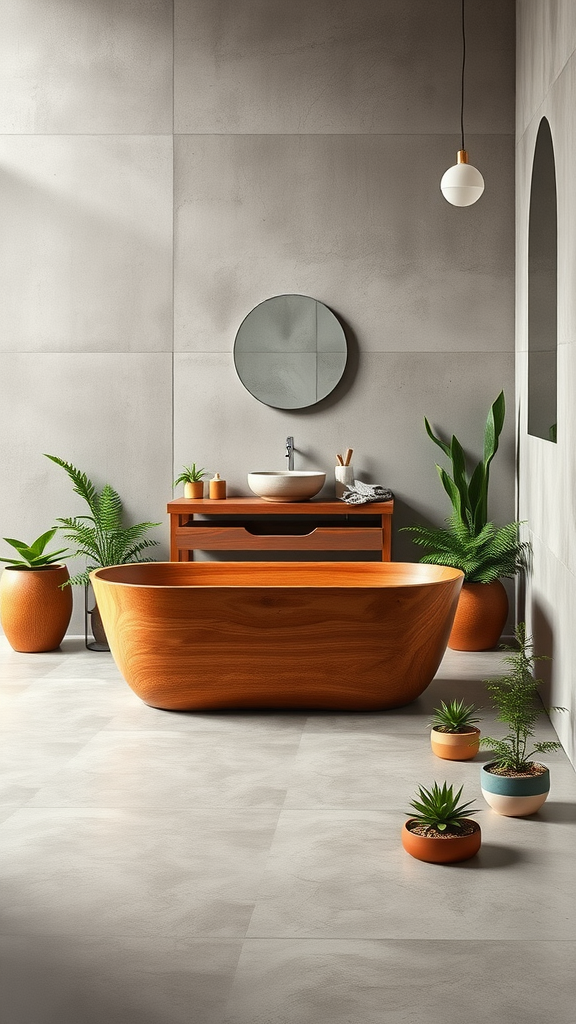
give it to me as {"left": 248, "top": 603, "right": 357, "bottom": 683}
{"left": 440, "top": 0, "right": 484, "bottom": 207}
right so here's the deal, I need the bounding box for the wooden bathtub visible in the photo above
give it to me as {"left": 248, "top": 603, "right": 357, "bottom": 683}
{"left": 91, "top": 562, "right": 463, "bottom": 711}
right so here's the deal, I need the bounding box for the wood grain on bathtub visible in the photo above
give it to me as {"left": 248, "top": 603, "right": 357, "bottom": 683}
{"left": 91, "top": 563, "right": 463, "bottom": 712}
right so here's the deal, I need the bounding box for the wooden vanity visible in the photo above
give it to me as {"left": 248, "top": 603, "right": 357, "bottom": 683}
{"left": 167, "top": 497, "right": 394, "bottom": 562}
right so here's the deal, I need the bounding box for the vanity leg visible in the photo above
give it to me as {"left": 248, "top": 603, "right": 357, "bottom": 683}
{"left": 381, "top": 515, "right": 392, "bottom": 561}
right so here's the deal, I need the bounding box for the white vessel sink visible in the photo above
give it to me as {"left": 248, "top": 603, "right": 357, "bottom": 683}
{"left": 247, "top": 471, "right": 326, "bottom": 502}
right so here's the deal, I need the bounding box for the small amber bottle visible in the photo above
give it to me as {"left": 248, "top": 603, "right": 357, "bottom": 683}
{"left": 209, "top": 473, "right": 226, "bottom": 499}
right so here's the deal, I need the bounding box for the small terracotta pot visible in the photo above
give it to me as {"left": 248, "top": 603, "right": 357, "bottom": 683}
{"left": 431, "top": 726, "right": 480, "bottom": 761}
{"left": 184, "top": 481, "right": 204, "bottom": 499}
{"left": 481, "top": 762, "right": 550, "bottom": 816}
{"left": 0, "top": 564, "right": 73, "bottom": 652}
{"left": 448, "top": 580, "right": 508, "bottom": 651}
{"left": 401, "top": 819, "right": 481, "bottom": 863}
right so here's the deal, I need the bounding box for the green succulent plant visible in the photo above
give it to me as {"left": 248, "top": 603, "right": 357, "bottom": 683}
{"left": 407, "top": 781, "right": 479, "bottom": 834}
{"left": 430, "top": 698, "right": 481, "bottom": 733}
{"left": 45, "top": 455, "right": 160, "bottom": 587}
{"left": 480, "top": 623, "right": 566, "bottom": 772}
{"left": 173, "top": 463, "right": 206, "bottom": 486}
{"left": 0, "top": 528, "right": 70, "bottom": 569}
{"left": 403, "top": 514, "right": 528, "bottom": 583}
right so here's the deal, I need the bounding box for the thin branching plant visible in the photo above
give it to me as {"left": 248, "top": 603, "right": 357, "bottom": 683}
{"left": 480, "top": 623, "right": 566, "bottom": 772}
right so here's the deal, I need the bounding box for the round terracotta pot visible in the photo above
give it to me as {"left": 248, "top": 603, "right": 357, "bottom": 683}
{"left": 481, "top": 762, "right": 550, "bottom": 816}
{"left": 448, "top": 579, "right": 508, "bottom": 651}
{"left": 184, "top": 481, "right": 204, "bottom": 499}
{"left": 430, "top": 726, "right": 480, "bottom": 761}
{"left": 401, "top": 819, "right": 481, "bottom": 864}
{"left": 0, "top": 564, "right": 73, "bottom": 652}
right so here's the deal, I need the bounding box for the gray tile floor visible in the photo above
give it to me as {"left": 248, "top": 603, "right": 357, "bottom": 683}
{"left": 1, "top": 637, "right": 575, "bottom": 1024}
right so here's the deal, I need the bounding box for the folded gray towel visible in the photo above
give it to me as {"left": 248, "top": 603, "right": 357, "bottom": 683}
{"left": 340, "top": 481, "right": 394, "bottom": 505}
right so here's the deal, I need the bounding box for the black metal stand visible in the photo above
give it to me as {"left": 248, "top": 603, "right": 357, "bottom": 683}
{"left": 84, "top": 583, "right": 110, "bottom": 652}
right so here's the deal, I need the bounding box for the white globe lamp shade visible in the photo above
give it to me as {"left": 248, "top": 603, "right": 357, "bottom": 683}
{"left": 440, "top": 150, "right": 484, "bottom": 207}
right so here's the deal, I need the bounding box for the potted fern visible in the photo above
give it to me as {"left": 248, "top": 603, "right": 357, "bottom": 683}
{"left": 430, "top": 698, "right": 482, "bottom": 761}
{"left": 402, "top": 781, "right": 481, "bottom": 863}
{"left": 403, "top": 392, "right": 529, "bottom": 650}
{"left": 45, "top": 455, "right": 160, "bottom": 648}
{"left": 480, "top": 624, "right": 566, "bottom": 816}
{"left": 173, "top": 463, "right": 206, "bottom": 499}
{"left": 0, "top": 529, "right": 73, "bottom": 652}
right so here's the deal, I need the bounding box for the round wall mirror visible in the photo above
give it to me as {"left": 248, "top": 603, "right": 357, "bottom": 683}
{"left": 233, "top": 294, "right": 348, "bottom": 409}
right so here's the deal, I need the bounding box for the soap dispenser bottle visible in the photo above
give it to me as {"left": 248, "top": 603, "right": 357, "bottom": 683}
{"left": 209, "top": 473, "right": 226, "bottom": 499}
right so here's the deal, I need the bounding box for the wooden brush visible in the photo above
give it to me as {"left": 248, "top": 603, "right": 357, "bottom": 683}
{"left": 336, "top": 454, "right": 344, "bottom": 466}
{"left": 344, "top": 448, "right": 353, "bottom": 466}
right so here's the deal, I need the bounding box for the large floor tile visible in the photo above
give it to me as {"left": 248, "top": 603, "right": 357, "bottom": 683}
{"left": 223, "top": 939, "right": 576, "bottom": 1024}
{"left": 246, "top": 807, "right": 576, "bottom": 940}
{"left": 0, "top": 934, "right": 241, "bottom": 1024}
{"left": 28, "top": 731, "right": 302, "bottom": 809}
{"left": 0, "top": 807, "right": 280, "bottom": 938}
{"left": 0, "top": 738, "right": 87, "bottom": 809}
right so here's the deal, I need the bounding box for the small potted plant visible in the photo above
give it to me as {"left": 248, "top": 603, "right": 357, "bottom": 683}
{"left": 0, "top": 529, "right": 73, "bottom": 652}
{"left": 480, "top": 623, "right": 567, "bottom": 816}
{"left": 173, "top": 463, "right": 207, "bottom": 499}
{"left": 430, "top": 698, "right": 482, "bottom": 760}
{"left": 402, "top": 781, "right": 481, "bottom": 864}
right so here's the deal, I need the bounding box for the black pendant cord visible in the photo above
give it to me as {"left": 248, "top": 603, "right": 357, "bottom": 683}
{"left": 460, "top": 0, "right": 466, "bottom": 151}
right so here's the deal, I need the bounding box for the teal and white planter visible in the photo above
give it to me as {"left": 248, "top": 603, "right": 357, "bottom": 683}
{"left": 481, "top": 762, "right": 550, "bottom": 816}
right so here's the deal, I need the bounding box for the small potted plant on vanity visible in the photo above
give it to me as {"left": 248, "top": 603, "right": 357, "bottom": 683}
{"left": 430, "top": 699, "right": 482, "bottom": 760}
{"left": 0, "top": 529, "right": 73, "bottom": 652}
{"left": 402, "top": 781, "right": 481, "bottom": 864}
{"left": 480, "top": 623, "right": 567, "bottom": 816}
{"left": 173, "top": 463, "right": 207, "bottom": 499}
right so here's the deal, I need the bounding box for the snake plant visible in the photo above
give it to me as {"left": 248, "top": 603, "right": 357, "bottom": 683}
{"left": 424, "top": 390, "right": 505, "bottom": 535}
{"left": 45, "top": 455, "right": 160, "bottom": 587}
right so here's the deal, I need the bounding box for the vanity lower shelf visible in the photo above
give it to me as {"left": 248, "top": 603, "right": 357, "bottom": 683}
{"left": 167, "top": 498, "right": 394, "bottom": 561}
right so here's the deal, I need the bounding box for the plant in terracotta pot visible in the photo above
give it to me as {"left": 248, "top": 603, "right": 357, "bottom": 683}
{"left": 0, "top": 529, "right": 73, "bottom": 652}
{"left": 480, "top": 623, "right": 567, "bottom": 816}
{"left": 403, "top": 391, "right": 530, "bottom": 650}
{"left": 430, "top": 698, "right": 482, "bottom": 760}
{"left": 174, "top": 463, "right": 207, "bottom": 499}
{"left": 45, "top": 455, "right": 160, "bottom": 648}
{"left": 402, "top": 781, "right": 481, "bottom": 864}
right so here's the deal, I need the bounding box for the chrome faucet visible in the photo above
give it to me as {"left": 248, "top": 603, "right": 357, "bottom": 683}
{"left": 285, "top": 436, "right": 294, "bottom": 471}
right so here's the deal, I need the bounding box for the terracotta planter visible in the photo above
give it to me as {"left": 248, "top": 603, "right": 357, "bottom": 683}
{"left": 184, "top": 481, "right": 204, "bottom": 499}
{"left": 401, "top": 819, "right": 481, "bottom": 863}
{"left": 0, "top": 564, "right": 73, "bottom": 652}
{"left": 448, "top": 579, "right": 508, "bottom": 651}
{"left": 481, "top": 762, "right": 550, "bottom": 816}
{"left": 430, "top": 726, "right": 480, "bottom": 761}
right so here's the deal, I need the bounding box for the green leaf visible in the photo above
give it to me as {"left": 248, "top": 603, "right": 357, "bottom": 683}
{"left": 436, "top": 466, "right": 463, "bottom": 520}
{"left": 424, "top": 418, "right": 451, "bottom": 458}
{"left": 29, "top": 528, "right": 58, "bottom": 556}
{"left": 483, "top": 391, "right": 506, "bottom": 464}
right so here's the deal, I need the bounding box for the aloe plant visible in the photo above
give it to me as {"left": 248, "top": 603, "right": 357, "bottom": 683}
{"left": 424, "top": 390, "right": 505, "bottom": 535}
{"left": 173, "top": 463, "right": 206, "bottom": 486}
{"left": 480, "top": 623, "right": 566, "bottom": 772}
{"left": 430, "top": 699, "right": 481, "bottom": 733}
{"left": 45, "top": 455, "right": 160, "bottom": 587}
{"left": 0, "top": 529, "right": 69, "bottom": 569}
{"left": 406, "top": 781, "right": 479, "bottom": 834}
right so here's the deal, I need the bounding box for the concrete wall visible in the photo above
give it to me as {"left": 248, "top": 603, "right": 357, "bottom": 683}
{"left": 517, "top": 1, "right": 576, "bottom": 765}
{"left": 0, "top": 0, "right": 515, "bottom": 634}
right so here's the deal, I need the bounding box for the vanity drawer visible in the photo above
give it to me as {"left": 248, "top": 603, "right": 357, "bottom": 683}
{"left": 174, "top": 526, "right": 383, "bottom": 551}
